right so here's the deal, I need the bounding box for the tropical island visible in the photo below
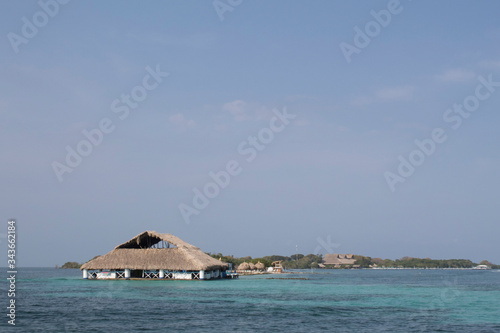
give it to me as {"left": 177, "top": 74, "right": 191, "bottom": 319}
{"left": 59, "top": 254, "right": 499, "bottom": 270}
{"left": 58, "top": 261, "right": 81, "bottom": 269}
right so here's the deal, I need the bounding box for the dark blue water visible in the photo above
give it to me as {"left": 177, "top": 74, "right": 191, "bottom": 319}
{"left": 2, "top": 268, "right": 500, "bottom": 332}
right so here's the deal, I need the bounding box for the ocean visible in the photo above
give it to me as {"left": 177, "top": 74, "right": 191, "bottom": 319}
{"left": 2, "top": 268, "right": 500, "bottom": 332}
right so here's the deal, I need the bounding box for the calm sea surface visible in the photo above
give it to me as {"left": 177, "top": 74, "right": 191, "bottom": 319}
{"left": 2, "top": 268, "right": 500, "bottom": 332}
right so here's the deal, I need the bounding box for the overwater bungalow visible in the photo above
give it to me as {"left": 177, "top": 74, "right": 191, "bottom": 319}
{"left": 80, "top": 231, "right": 229, "bottom": 280}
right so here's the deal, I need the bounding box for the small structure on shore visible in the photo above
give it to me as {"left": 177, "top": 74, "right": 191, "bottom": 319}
{"left": 268, "top": 260, "right": 283, "bottom": 273}
{"left": 237, "top": 262, "right": 250, "bottom": 271}
{"left": 323, "top": 253, "right": 356, "bottom": 268}
{"left": 255, "top": 262, "right": 265, "bottom": 271}
{"left": 80, "top": 231, "right": 229, "bottom": 280}
{"left": 236, "top": 262, "right": 268, "bottom": 273}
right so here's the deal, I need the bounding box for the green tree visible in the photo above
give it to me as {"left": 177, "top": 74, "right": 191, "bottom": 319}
{"left": 353, "top": 255, "right": 372, "bottom": 268}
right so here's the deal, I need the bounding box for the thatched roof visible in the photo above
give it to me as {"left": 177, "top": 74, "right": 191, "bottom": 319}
{"left": 81, "top": 231, "right": 228, "bottom": 271}
{"left": 238, "top": 262, "right": 250, "bottom": 270}
{"left": 323, "top": 253, "right": 356, "bottom": 266}
{"left": 248, "top": 263, "right": 256, "bottom": 270}
{"left": 255, "top": 262, "right": 265, "bottom": 270}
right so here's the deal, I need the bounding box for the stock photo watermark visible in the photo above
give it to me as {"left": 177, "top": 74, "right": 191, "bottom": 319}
{"left": 7, "top": 0, "right": 71, "bottom": 54}
{"left": 6, "top": 219, "right": 17, "bottom": 326}
{"left": 314, "top": 234, "right": 341, "bottom": 255}
{"left": 213, "top": 0, "right": 243, "bottom": 21}
{"left": 340, "top": 0, "right": 405, "bottom": 64}
{"left": 52, "top": 64, "right": 169, "bottom": 182}
{"left": 179, "top": 107, "right": 296, "bottom": 224}
{"left": 385, "top": 73, "right": 500, "bottom": 192}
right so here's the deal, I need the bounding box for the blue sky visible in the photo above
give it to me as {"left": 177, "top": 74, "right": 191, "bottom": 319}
{"left": 1, "top": 0, "right": 499, "bottom": 266}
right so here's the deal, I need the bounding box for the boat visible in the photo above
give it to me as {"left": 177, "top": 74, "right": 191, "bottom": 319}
{"left": 472, "top": 265, "right": 491, "bottom": 270}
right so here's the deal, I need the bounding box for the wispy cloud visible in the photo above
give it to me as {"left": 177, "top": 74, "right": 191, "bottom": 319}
{"left": 169, "top": 113, "right": 196, "bottom": 130}
{"left": 479, "top": 60, "right": 500, "bottom": 70}
{"left": 351, "top": 86, "right": 414, "bottom": 106}
{"left": 435, "top": 69, "right": 475, "bottom": 83}
{"left": 222, "top": 100, "right": 277, "bottom": 122}
{"left": 223, "top": 100, "right": 249, "bottom": 122}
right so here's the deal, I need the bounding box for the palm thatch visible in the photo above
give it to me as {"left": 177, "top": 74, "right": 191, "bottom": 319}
{"left": 81, "top": 231, "right": 228, "bottom": 271}
{"left": 255, "top": 262, "right": 265, "bottom": 271}
{"left": 248, "top": 262, "right": 256, "bottom": 270}
{"left": 323, "top": 253, "right": 356, "bottom": 266}
{"left": 238, "top": 262, "right": 250, "bottom": 270}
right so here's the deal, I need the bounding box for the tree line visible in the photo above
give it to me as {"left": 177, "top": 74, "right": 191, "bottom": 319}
{"left": 209, "top": 253, "right": 500, "bottom": 269}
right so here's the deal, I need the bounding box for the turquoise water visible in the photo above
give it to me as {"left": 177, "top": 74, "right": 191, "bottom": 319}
{"left": 2, "top": 268, "right": 500, "bottom": 332}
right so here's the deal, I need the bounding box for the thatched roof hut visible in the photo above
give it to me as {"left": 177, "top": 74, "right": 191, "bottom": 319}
{"left": 248, "top": 262, "right": 256, "bottom": 270}
{"left": 323, "top": 253, "right": 356, "bottom": 266}
{"left": 81, "top": 231, "right": 228, "bottom": 272}
{"left": 238, "top": 262, "right": 250, "bottom": 270}
{"left": 255, "top": 262, "right": 265, "bottom": 271}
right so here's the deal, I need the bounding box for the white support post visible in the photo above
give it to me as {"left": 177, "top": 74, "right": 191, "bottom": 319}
{"left": 199, "top": 270, "right": 205, "bottom": 280}
{"left": 83, "top": 269, "right": 88, "bottom": 279}
{"left": 159, "top": 269, "right": 165, "bottom": 279}
{"left": 125, "top": 269, "right": 131, "bottom": 279}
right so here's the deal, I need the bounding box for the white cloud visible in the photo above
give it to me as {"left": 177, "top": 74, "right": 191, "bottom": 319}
{"left": 435, "top": 69, "right": 475, "bottom": 83}
{"left": 351, "top": 86, "right": 414, "bottom": 106}
{"left": 375, "top": 86, "right": 414, "bottom": 101}
{"left": 479, "top": 60, "right": 500, "bottom": 70}
{"left": 254, "top": 105, "right": 276, "bottom": 121}
{"left": 223, "top": 100, "right": 249, "bottom": 122}
{"left": 222, "top": 100, "right": 277, "bottom": 122}
{"left": 169, "top": 113, "right": 196, "bottom": 129}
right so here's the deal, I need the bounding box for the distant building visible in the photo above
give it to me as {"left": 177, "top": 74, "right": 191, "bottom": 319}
{"left": 322, "top": 253, "right": 356, "bottom": 268}
{"left": 81, "top": 231, "right": 229, "bottom": 280}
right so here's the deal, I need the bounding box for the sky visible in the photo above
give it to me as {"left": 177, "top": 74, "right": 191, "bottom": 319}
{"left": 1, "top": 0, "right": 499, "bottom": 267}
